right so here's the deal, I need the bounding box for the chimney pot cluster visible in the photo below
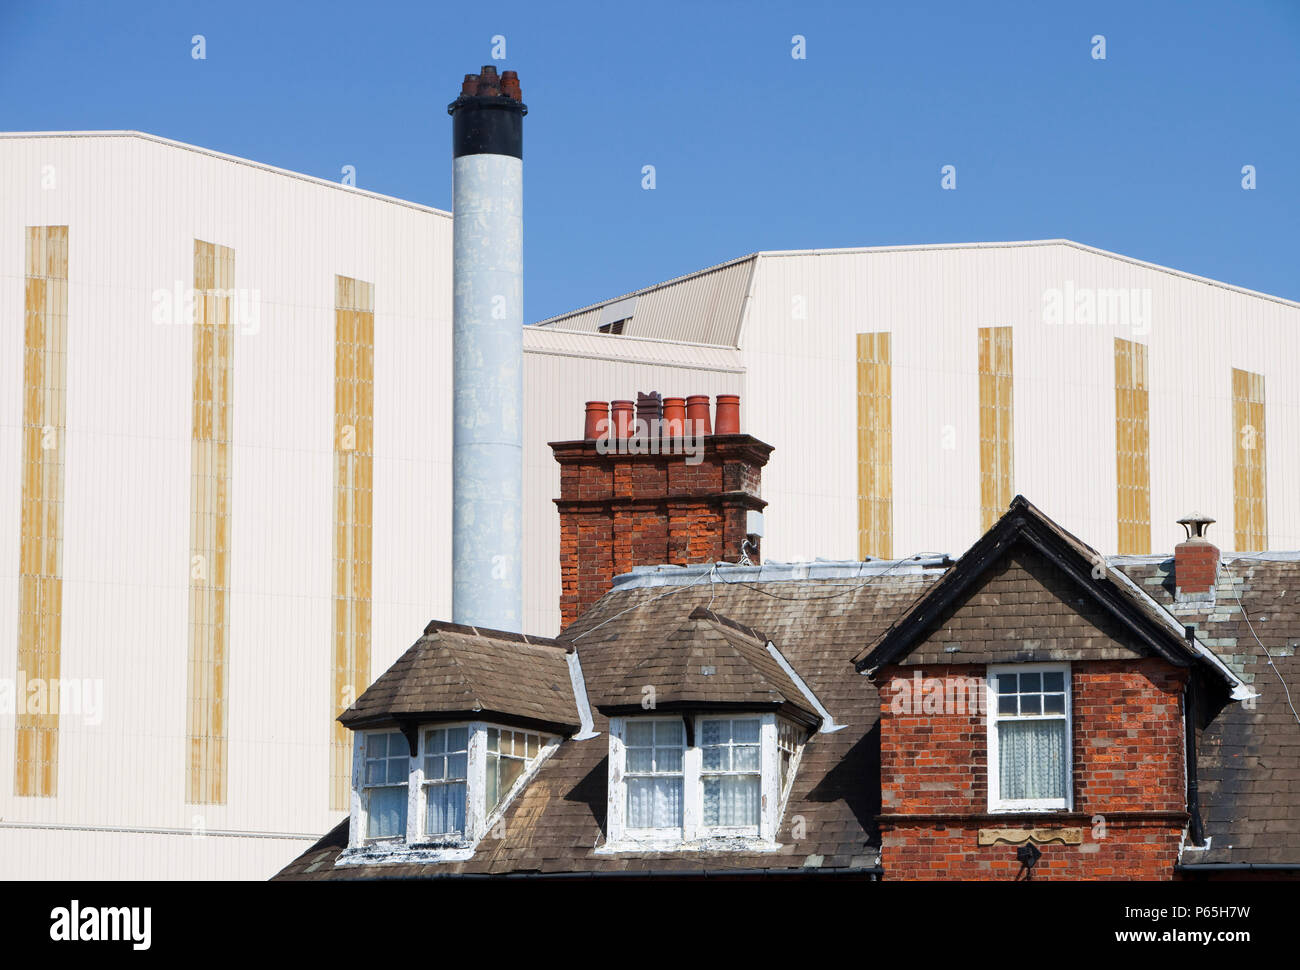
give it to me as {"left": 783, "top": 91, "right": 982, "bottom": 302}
{"left": 580, "top": 393, "right": 741, "bottom": 440}
{"left": 459, "top": 65, "right": 524, "bottom": 101}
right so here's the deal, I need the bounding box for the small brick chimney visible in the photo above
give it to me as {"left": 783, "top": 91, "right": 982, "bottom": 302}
{"left": 1174, "top": 512, "right": 1219, "bottom": 601}
{"left": 551, "top": 393, "right": 772, "bottom": 628}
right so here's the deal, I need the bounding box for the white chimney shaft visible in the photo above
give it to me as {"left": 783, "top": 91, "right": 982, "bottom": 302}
{"left": 448, "top": 67, "right": 526, "bottom": 632}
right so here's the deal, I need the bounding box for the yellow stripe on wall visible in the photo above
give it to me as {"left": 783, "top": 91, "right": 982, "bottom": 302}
{"left": 331, "top": 276, "right": 374, "bottom": 810}
{"left": 978, "top": 326, "right": 1014, "bottom": 531}
{"left": 1114, "top": 338, "right": 1151, "bottom": 554}
{"left": 857, "top": 332, "right": 892, "bottom": 560}
{"left": 1232, "top": 368, "right": 1267, "bottom": 551}
{"left": 15, "top": 226, "right": 68, "bottom": 798}
{"left": 187, "top": 239, "right": 234, "bottom": 805}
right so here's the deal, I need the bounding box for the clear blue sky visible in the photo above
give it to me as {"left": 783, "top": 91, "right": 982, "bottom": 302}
{"left": 3, "top": 0, "right": 1296, "bottom": 319}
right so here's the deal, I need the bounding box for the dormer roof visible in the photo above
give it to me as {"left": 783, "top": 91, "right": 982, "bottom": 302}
{"left": 583, "top": 606, "right": 822, "bottom": 728}
{"left": 338, "top": 620, "right": 581, "bottom": 737}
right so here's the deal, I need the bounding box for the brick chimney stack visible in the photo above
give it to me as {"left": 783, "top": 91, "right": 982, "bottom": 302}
{"left": 1174, "top": 512, "right": 1219, "bottom": 601}
{"left": 551, "top": 394, "right": 772, "bottom": 628}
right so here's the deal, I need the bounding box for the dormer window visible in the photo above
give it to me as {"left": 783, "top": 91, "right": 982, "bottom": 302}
{"left": 604, "top": 712, "right": 812, "bottom": 850}
{"left": 422, "top": 726, "right": 468, "bottom": 837}
{"left": 625, "top": 718, "right": 685, "bottom": 833}
{"left": 363, "top": 731, "right": 410, "bottom": 840}
{"left": 700, "top": 717, "right": 761, "bottom": 833}
{"left": 345, "top": 721, "right": 559, "bottom": 862}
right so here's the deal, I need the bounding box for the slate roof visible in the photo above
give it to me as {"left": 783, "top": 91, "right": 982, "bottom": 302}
{"left": 337, "top": 620, "right": 580, "bottom": 736}
{"left": 275, "top": 562, "right": 944, "bottom": 878}
{"left": 275, "top": 503, "right": 1300, "bottom": 879}
{"left": 587, "top": 606, "right": 821, "bottom": 727}
{"left": 1114, "top": 554, "right": 1300, "bottom": 867}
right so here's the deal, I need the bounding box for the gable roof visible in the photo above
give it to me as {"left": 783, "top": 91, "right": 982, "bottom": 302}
{"left": 337, "top": 620, "right": 581, "bottom": 736}
{"left": 585, "top": 606, "right": 821, "bottom": 728}
{"left": 854, "top": 496, "right": 1246, "bottom": 703}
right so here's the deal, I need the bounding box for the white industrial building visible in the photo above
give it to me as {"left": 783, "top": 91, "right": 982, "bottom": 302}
{"left": 1, "top": 129, "right": 1296, "bottom": 879}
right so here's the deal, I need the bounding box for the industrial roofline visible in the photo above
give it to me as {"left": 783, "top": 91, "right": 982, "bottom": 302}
{"left": 532, "top": 238, "right": 1300, "bottom": 332}
{"left": 0, "top": 129, "right": 452, "bottom": 219}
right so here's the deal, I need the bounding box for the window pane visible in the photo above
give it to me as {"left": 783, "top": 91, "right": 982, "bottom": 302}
{"left": 500, "top": 755, "right": 525, "bottom": 795}
{"left": 447, "top": 726, "right": 468, "bottom": 751}
{"left": 365, "top": 761, "right": 386, "bottom": 785}
{"left": 997, "top": 674, "right": 1017, "bottom": 694}
{"left": 1043, "top": 672, "right": 1065, "bottom": 692}
{"left": 366, "top": 734, "right": 386, "bottom": 758}
{"left": 626, "top": 747, "right": 653, "bottom": 773}
{"left": 424, "top": 754, "right": 445, "bottom": 781}
{"left": 701, "top": 720, "right": 723, "bottom": 746}
{"left": 487, "top": 728, "right": 499, "bottom": 752}
{"left": 389, "top": 734, "right": 409, "bottom": 757}
{"left": 425, "top": 781, "right": 466, "bottom": 836}
{"left": 999, "top": 719, "right": 1066, "bottom": 801}
{"left": 703, "top": 775, "right": 760, "bottom": 827}
{"left": 655, "top": 720, "right": 683, "bottom": 744}
{"left": 656, "top": 744, "right": 683, "bottom": 772}
{"left": 526, "top": 735, "right": 539, "bottom": 759}
{"left": 1020, "top": 695, "right": 1041, "bottom": 715}
{"left": 702, "top": 744, "right": 728, "bottom": 771}
{"left": 732, "top": 719, "right": 760, "bottom": 743}
{"left": 485, "top": 752, "right": 499, "bottom": 809}
{"left": 387, "top": 757, "right": 408, "bottom": 785}
{"left": 366, "top": 786, "right": 407, "bottom": 839}
{"left": 1020, "top": 672, "right": 1041, "bottom": 693}
{"left": 1043, "top": 694, "right": 1065, "bottom": 715}
{"left": 733, "top": 744, "right": 760, "bottom": 772}
{"left": 426, "top": 729, "right": 445, "bottom": 754}
{"left": 447, "top": 752, "right": 467, "bottom": 780}
{"left": 628, "top": 777, "right": 682, "bottom": 829}
{"left": 625, "top": 721, "right": 654, "bottom": 746}
{"left": 998, "top": 695, "right": 1017, "bottom": 715}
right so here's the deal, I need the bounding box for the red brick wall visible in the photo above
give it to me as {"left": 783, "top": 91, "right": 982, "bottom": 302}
{"left": 552, "top": 435, "right": 772, "bottom": 628}
{"left": 1175, "top": 539, "right": 1219, "bottom": 595}
{"left": 874, "top": 659, "right": 1190, "bottom": 880}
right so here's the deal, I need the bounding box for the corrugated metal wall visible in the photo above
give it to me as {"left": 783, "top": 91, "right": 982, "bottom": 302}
{"left": 3, "top": 135, "right": 1298, "bottom": 879}
{"left": 740, "top": 243, "right": 1300, "bottom": 566}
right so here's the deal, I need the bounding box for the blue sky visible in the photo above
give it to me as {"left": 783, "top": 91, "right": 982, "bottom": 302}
{"left": 2, "top": 0, "right": 1296, "bottom": 319}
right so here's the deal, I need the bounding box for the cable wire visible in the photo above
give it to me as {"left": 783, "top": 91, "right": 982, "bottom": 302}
{"left": 1221, "top": 560, "right": 1300, "bottom": 730}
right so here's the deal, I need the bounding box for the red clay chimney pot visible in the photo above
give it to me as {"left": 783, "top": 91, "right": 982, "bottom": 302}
{"left": 685, "top": 394, "right": 712, "bottom": 436}
{"left": 583, "top": 401, "right": 610, "bottom": 440}
{"left": 715, "top": 394, "right": 741, "bottom": 435}
{"left": 662, "top": 397, "right": 686, "bottom": 437}
{"left": 611, "top": 400, "right": 635, "bottom": 438}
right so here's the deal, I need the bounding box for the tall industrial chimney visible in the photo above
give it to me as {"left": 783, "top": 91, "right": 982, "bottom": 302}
{"left": 448, "top": 66, "right": 527, "bottom": 632}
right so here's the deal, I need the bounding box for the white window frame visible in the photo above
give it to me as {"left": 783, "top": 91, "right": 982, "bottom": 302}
{"left": 421, "top": 724, "right": 470, "bottom": 840}
{"left": 346, "top": 722, "right": 557, "bottom": 861}
{"left": 697, "top": 716, "right": 764, "bottom": 838}
{"left": 605, "top": 712, "right": 789, "bottom": 850}
{"left": 357, "top": 729, "right": 412, "bottom": 843}
{"left": 620, "top": 715, "right": 687, "bottom": 839}
{"left": 986, "top": 663, "right": 1072, "bottom": 813}
{"left": 777, "top": 717, "right": 805, "bottom": 806}
{"left": 485, "top": 726, "right": 547, "bottom": 818}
